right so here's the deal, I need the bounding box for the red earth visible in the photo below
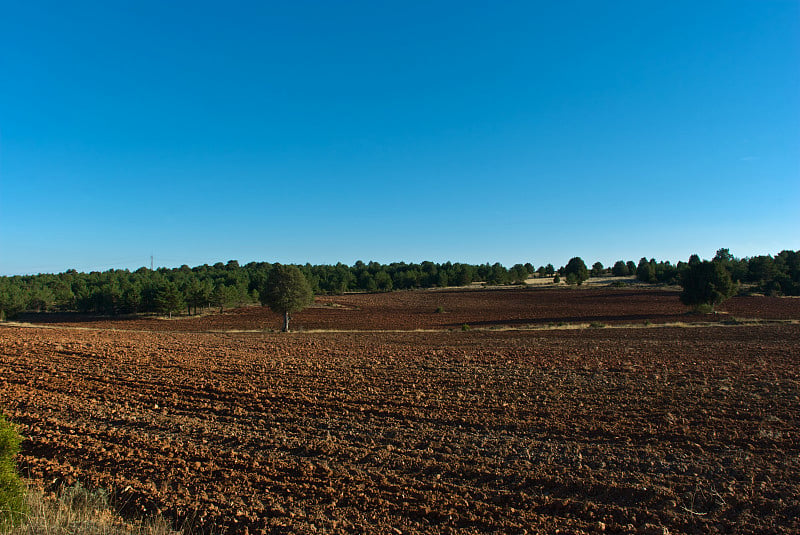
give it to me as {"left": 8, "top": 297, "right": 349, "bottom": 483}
{"left": 1, "top": 288, "right": 799, "bottom": 534}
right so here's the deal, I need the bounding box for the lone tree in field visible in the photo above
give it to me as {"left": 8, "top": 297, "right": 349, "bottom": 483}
{"left": 679, "top": 260, "right": 737, "bottom": 312}
{"left": 260, "top": 264, "right": 313, "bottom": 332}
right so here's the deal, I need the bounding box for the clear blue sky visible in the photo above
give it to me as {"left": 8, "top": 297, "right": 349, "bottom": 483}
{"left": 1, "top": 1, "right": 798, "bottom": 275}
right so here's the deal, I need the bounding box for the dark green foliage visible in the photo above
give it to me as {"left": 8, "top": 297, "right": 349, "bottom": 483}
{"left": 590, "top": 262, "right": 604, "bottom": 277}
{"left": 260, "top": 264, "right": 314, "bottom": 332}
{"left": 636, "top": 257, "right": 656, "bottom": 283}
{"left": 611, "top": 260, "right": 629, "bottom": 277}
{"left": 0, "top": 280, "right": 27, "bottom": 320}
{"left": 626, "top": 261, "right": 637, "bottom": 275}
{"left": 374, "top": 271, "right": 393, "bottom": 291}
{"left": 0, "top": 414, "right": 25, "bottom": 528}
{"left": 564, "top": 257, "right": 589, "bottom": 285}
{"left": 553, "top": 275, "right": 561, "bottom": 283}
{"left": 680, "top": 260, "right": 737, "bottom": 311}
{"left": 154, "top": 281, "right": 185, "bottom": 318}
{"left": 509, "top": 264, "right": 529, "bottom": 284}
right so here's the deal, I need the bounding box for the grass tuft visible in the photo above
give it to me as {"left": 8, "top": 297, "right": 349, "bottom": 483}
{"left": 7, "top": 482, "right": 181, "bottom": 535}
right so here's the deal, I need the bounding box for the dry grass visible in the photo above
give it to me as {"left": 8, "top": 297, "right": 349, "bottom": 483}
{"left": 4, "top": 483, "right": 180, "bottom": 535}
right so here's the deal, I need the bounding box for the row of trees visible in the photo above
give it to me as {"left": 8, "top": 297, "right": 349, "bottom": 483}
{"left": 0, "top": 260, "right": 536, "bottom": 319}
{"left": 630, "top": 249, "right": 800, "bottom": 296}
{"left": 1, "top": 250, "right": 797, "bottom": 320}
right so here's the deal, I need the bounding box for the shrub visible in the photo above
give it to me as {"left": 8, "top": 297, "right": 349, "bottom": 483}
{"left": 611, "top": 260, "right": 629, "bottom": 277}
{"left": 564, "top": 257, "right": 589, "bottom": 285}
{"left": 695, "top": 303, "right": 715, "bottom": 314}
{"left": 461, "top": 323, "right": 471, "bottom": 331}
{"left": 553, "top": 275, "right": 561, "bottom": 284}
{"left": 434, "top": 306, "right": 445, "bottom": 314}
{"left": 0, "top": 413, "right": 25, "bottom": 529}
{"left": 680, "top": 260, "right": 737, "bottom": 311}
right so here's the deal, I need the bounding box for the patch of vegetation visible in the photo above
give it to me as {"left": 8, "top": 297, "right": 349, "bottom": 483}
{"left": 434, "top": 306, "right": 445, "bottom": 314}
{"left": 564, "top": 257, "right": 589, "bottom": 285}
{"left": 680, "top": 260, "right": 737, "bottom": 312}
{"left": 0, "top": 413, "right": 25, "bottom": 529}
{"left": 9, "top": 483, "right": 180, "bottom": 535}
{"left": 461, "top": 323, "right": 471, "bottom": 331}
{"left": 694, "top": 303, "right": 715, "bottom": 314}
{"left": 589, "top": 322, "right": 606, "bottom": 329}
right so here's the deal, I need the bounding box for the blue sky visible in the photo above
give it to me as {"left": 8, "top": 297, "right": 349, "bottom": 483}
{"left": 1, "top": 1, "right": 798, "bottom": 275}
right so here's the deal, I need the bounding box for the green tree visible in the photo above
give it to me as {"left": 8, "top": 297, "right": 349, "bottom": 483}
{"left": 564, "top": 257, "right": 589, "bottom": 285}
{"left": 636, "top": 257, "right": 656, "bottom": 283}
{"left": 374, "top": 270, "right": 393, "bottom": 292}
{"left": 260, "top": 264, "right": 314, "bottom": 332}
{"left": 611, "top": 260, "right": 629, "bottom": 277}
{"left": 680, "top": 260, "right": 737, "bottom": 311}
{"left": 154, "top": 282, "right": 184, "bottom": 318}
{"left": 509, "top": 264, "right": 529, "bottom": 284}
{"left": 0, "top": 281, "right": 27, "bottom": 320}
{"left": 590, "top": 262, "right": 605, "bottom": 277}
{"left": 187, "top": 278, "right": 213, "bottom": 314}
{"left": 211, "top": 284, "right": 226, "bottom": 313}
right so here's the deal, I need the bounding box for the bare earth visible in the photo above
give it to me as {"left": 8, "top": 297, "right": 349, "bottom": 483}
{"left": 1, "top": 287, "right": 798, "bottom": 534}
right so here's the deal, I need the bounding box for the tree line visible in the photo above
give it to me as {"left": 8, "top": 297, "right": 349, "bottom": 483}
{"left": 1, "top": 249, "right": 797, "bottom": 320}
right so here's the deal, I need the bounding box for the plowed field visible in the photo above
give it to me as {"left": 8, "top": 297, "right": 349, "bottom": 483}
{"left": 1, "top": 288, "right": 799, "bottom": 534}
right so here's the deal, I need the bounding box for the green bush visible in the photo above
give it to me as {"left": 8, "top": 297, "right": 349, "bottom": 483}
{"left": 0, "top": 413, "right": 25, "bottom": 529}
{"left": 461, "top": 323, "right": 471, "bottom": 331}
{"left": 564, "top": 257, "right": 589, "bottom": 285}
{"left": 680, "top": 260, "right": 737, "bottom": 311}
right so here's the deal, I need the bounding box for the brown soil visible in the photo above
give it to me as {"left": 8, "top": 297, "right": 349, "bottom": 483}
{"left": 1, "top": 288, "right": 798, "bottom": 534}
